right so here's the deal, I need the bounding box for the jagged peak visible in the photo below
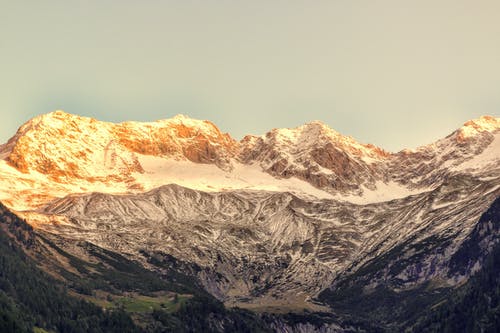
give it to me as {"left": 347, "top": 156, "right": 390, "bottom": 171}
{"left": 30, "top": 109, "right": 92, "bottom": 124}
{"left": 260, "top": 120, "right": 387, "bottom": 159}
{"left": 15, "top": 110, "right": 102, "bottom": 139}
{"left": 455, "top": 115, "right": 500, "bottom": 141}
{"left": 40, "top": 109, "right": 73, "bottom": 118}
{"left": 2, "top": 110, "right": 238, "bottom": 182}
{"left": 266, "top": 121, "right": 338, "bottom": 141}
{"left": 460, "top": 115, "right": 499, "bottom": 133}
{"left": 153, "top": 114, "right": 226, "bottom": 137}
{"left": 171, "top": 113, "right": 190, "bottom": 120}
{"left": 299, "top": 120, "right": 341, "bottom": 137}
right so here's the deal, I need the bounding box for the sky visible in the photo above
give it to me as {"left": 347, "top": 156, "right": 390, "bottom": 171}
{"left": 1, "top": 1, "right": 499, "bottom": 152}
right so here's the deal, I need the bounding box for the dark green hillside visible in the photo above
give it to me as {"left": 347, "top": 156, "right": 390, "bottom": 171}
{"left": 410, "top": 197, "right": 500, "bottom": 333}
{"left": 0, "top": 203, "right": 140, "bottom": 333}
{"left": 0, "top": 202, "right": 271, "bottom": 332}
{"left": 318, "top": 197, "right": 500, "bottom": 332}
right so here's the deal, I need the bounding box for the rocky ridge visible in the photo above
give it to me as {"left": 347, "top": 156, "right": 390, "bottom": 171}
{"left": 0, "top": 111, "right": 498, "bottom": 210}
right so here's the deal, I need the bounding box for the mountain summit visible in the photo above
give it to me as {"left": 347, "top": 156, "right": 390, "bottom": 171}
{"left": 5, "top": 110, "right": 237, "bottom": 176}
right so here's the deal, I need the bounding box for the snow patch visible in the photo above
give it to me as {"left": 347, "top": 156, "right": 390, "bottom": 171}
{"left": 335, "top": 181, "right": 430, "bottom": 205}
{"left": 452, "top": 133, "right": 500, "bottom": 172}
{"left": 134, "top": 155, "right": 334, "bottom": 200}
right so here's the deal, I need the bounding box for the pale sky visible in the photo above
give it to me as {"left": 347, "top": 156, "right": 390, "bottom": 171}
{"left": 1, "top": 1, "right": 499, "bottom": 151}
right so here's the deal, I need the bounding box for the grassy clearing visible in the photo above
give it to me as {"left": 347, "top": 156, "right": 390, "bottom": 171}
{"left": 227, "top": 294, "right": 331, "bottom": 314}
{"left": 115, "top": 294, "right": 189, "bottom": 313}
{"left": 79, "top": 291, "right": 191, "bottom": 313}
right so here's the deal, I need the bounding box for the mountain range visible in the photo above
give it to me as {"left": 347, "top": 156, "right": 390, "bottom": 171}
{"left": 0, "top": 111, "right": 499, "bottom": 332}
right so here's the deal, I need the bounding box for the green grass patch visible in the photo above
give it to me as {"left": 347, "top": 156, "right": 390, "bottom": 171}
{"left": 33, "top": 328, "right": 52, "bottom": 333}
{"left": 115, "top": 294, "right": 190, "bottom": 313}
{"left": 82, "top": 292, "right": 191, "bottom": 314}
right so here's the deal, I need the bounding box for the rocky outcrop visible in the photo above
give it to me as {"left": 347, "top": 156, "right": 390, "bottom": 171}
{"left": 3, "top": 111, "right": 238, "bottom": 181}
{"left": 239, "top": 122, "right": 389, "bottom": 194}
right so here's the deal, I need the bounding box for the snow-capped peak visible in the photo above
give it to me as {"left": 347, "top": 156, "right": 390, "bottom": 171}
{"left": 270, "top": 121, "right": 340, "bottom": 144}
{"left": 259, "top": 120, "right": 387, "bottom": 162}
{"left": 3, "top": 110, "right": 237, "bottom": 180}
{"left": 456, "top": 115, "right": 500, "bottom": 140}
{"left": 14, "top": 110, "right": 86, "bottom": 136}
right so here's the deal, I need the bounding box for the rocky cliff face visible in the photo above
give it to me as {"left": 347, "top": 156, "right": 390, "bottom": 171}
{"left": 239, "top": 122, "right": 389, "bottom": 194}
{"left": 0, "top": 111, "right": 241, "bottom": 209}
{"left": 388, "top": 115, "right": 500, "bottom": 188}
{"left": 4, "top": 111, "right": 237, "bottom": 179}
